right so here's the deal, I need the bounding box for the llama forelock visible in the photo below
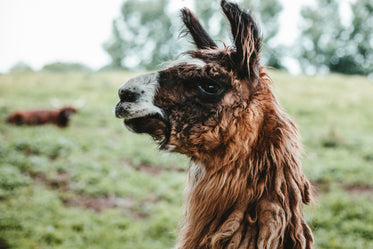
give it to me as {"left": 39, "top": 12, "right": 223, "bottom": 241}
{"left": 164, "top": 53, "right": 207, "bottom": 68}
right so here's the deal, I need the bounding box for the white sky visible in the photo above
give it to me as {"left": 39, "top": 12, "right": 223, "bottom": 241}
{"left": 0, "top": 0, "right": 313, "bottom": 73}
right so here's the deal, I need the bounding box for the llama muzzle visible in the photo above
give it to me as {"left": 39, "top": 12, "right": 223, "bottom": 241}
{"left": 115, "top": 72, "right": 169, "bottom": 142}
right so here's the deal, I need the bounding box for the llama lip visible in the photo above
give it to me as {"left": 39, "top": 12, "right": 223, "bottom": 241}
{"left": 115, "top": 99, "right": 164, "bottom": 120}
{"left": 123, "top": 113, "right": 169, "bottom": 143}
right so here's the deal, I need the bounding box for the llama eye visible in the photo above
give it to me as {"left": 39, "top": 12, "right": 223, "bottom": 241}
{"left": 198, "top": 80, "right": 224, "bottom": 96}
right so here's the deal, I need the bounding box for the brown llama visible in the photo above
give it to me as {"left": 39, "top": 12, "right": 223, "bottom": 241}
{"left": 6, "top": 106, "right": 77, "bottom": 127}
{"left": 115, "top": 1, "right": 314, "bottom": 248}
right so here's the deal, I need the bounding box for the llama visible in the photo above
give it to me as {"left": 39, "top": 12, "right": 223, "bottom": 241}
{"left": 115, "top": 1, "right": 314, "bottom": 248}
{"left": 6, "top": 106, "right": 77, "bottom": 127}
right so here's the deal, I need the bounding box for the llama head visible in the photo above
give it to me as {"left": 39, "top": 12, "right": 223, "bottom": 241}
{"left": 60, "top": 106, "right": 77, "bottom": 117}
{"left": 58, "top": 106, "right": 77, "bottom": 127}
{"left": 6, "top": 113, "right": 23, "bottom": 125}
{"left": 115, "top": 0, "right": 263, "bottom": 158}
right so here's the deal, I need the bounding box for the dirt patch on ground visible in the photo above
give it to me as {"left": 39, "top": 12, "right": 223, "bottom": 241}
{"left": 62, "top": 194, "right": 157, "bottom": 219}
{"left": 28, "top": 171, "right": 70, "bottom": 191}
{"left": 122, "top": 158, "right": 185, "bottom": 176}
{"left": 62, "top": 195, "right": 135, "bottom": 212}
{"left": 135, "top": 163, "right": 185, "bottom": 176}
{"left": 27, "top": 170, "right": 158, "bottom": 218}
{"left": 314, "top": 181, "right": 373, "bottom": 196}
{"left": 344, "top": 184, "right": 373, "bottom": 196}
{"left": 25, "top": 168, "right": 162, "bottom": 218}
{"left": 135, "top": 164, "right": 164, "bottom": 175}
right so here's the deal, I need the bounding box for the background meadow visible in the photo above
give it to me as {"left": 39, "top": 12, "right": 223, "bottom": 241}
{"left": 0, "top": 70, "right": 372, "bottom": 249}
{"left": 1, "top": 0, "right": 372, "bottom": 248}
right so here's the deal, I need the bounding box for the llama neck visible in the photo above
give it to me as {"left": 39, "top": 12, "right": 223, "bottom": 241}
{"left": 179, "top": 160, "right": 250, "bottom": 249}
{"left": 177, "top": 87, "right": 312, "bottom": 248}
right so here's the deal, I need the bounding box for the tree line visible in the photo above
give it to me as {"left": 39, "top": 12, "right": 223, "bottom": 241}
{"left": 104, "top": 0, "right": 373, "bottom": 75}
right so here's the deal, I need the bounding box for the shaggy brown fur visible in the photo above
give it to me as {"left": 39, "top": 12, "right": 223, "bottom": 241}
{"left": 115, "top": 1, "right": 314, "bottom": 248}
{"left": 6, "top": 106, "right": 77, "bottom": 127}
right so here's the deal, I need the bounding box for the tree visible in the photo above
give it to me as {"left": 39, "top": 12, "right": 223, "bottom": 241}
{"left": 346, "top": 0, "right": 373, "bottom": 75}
{"left": 9, "top": 62, "right": 34, "bottom": 73}
{"left": 104, "top": 0, "right": 185, "bottom": 70}
{"left": 41, "top": 62, "right": 91, "bottom": 72}
{"left": 104, "top": 0, "right": 284, "bottom": 70}
{"left": 298, "top": 0, "right": 373, "bottom": 75}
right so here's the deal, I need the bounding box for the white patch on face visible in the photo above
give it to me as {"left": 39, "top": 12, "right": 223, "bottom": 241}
{"left": 163, "top": 53, "right": 207, "bottom": 68}
{"left": 117, "top": 72, "right": 164, "bottom": 120}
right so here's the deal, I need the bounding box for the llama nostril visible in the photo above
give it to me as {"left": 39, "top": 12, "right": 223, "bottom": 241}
{"left": 119, "top": 89, "right": 140, "bottom": 103}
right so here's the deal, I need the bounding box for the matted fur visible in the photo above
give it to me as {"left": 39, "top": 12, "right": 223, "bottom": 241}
{"left": 115, "top": 1, "right": 314, "bottom": 248}
{"left": 173, "top": 70, "right": 313, "bottom": 249}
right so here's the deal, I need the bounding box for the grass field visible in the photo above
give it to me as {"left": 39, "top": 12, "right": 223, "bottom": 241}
{"left": 0, "top": 71, "right": 372, "bottom": 249}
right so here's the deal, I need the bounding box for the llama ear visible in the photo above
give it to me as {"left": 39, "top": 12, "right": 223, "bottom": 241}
{"left": 181, "top": 8, "right": 218, "bottom": 50}
{"left": 221, "top": 0, "right": 262, "bottom": 79}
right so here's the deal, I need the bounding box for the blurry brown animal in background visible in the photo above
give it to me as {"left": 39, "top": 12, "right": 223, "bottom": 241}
{"left": 6, "top": 106, "right": 77, "bottom": 127}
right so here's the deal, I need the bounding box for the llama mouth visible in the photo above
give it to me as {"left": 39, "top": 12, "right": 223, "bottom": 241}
{"left": 123, "top": 113, "right": 170, "bottom": 144}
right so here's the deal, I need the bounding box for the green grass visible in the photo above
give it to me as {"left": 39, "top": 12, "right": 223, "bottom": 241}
{"left": 0, "top": 71, "right": 372, "bottom": 248}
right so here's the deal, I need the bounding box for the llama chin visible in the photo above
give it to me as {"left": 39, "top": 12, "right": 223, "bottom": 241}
{"left": 115, "top": 1, "right": 314, "bottom": 248}
{"left": 124, "top": 113, "right": 169, "bottom": 144}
